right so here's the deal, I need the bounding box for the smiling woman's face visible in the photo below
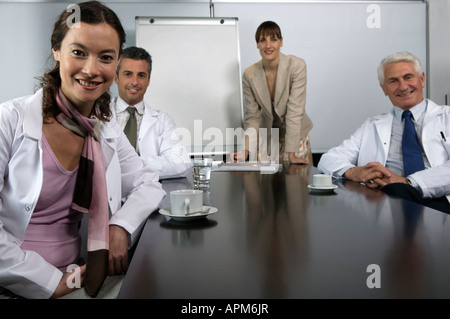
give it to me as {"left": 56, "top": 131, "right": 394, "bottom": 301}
{"left": 257, "top": 34, "right": 283, "bottom": 63}
{"left": 52, "top": 22, "right": 120, "bottom": 115}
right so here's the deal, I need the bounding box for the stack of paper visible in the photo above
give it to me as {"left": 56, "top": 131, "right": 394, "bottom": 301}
{"left": 212, "top": 162, "right": 281, "bottom": 173}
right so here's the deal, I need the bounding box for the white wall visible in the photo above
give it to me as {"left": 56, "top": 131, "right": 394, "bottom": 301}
{"left": 0, "top": 1, "right": 210, "bottom": 103}
{"left": 2, "top": 0, "right": 445, "bottom": 153}
{"left": 215, "top": 1, "right": 426, "bottom": 153}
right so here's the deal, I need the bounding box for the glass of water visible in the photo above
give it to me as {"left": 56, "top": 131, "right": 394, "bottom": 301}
{"left": 192, "top": 158, "right": 213, "bottom": 188}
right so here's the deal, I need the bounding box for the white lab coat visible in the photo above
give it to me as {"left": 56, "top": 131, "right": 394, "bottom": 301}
{"left": 0, "top": 89, "right": 166, "bottom": 299}
{"left": 137, "top": 102, "right": 192, "bottom": 179}
{"left": 112, "top": 98, "right": 192, "bottom": 180}
{"left": 318, "top": 99, "right": 450, "bottom": 202}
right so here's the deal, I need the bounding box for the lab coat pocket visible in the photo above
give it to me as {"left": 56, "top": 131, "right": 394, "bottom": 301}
{"left": 442, "top": 139, "right": 450, "bottom": 159}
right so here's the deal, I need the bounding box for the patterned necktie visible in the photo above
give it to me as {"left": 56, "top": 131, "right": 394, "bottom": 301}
{"left": 123, "top": 106, "right": 137, "bottom": 149}
{"left": 402, "top": 110, "right": 425, "bottom": 176}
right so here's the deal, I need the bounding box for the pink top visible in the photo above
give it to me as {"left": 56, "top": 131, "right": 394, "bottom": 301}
{"left": 21, "top": 135, "right": 83, "bottom": 272}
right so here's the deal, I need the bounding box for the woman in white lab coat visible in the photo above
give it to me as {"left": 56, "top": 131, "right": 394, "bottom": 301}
{"left": 0, "top": 1, "right": 165, "bottom": 299}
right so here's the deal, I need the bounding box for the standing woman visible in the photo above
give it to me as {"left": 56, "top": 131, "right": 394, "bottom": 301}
{"left": 0, "top": 1, "right": 165, "bottom": 298}
{"left": 233, "top": 21, "right": 313, "bottom": 164}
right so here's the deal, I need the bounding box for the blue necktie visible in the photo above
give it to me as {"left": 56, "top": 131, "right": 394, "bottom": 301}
{"left": 402, "top": 110, "right": 425, "bottom": 176}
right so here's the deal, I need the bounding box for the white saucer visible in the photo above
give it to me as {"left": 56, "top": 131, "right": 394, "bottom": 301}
{"left": 159, "top": 206, "right": 218, "bottom": 221}
{"left": 307, "top": 184, "right": 338, "bottom": 193}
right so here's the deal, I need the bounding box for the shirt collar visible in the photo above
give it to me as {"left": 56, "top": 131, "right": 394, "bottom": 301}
{"left": 393, "top": 99, "right": 427, "bottom": 122}
{"left": 116, "top": 97, "right": 145, "bottom": 116}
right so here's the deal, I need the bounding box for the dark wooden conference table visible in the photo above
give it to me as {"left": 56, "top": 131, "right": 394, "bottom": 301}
{"left": 118, "top": 164, "right": 450, "bottom": 299}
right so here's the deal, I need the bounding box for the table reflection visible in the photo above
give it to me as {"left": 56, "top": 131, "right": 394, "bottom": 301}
{"left": 338, "top": 179, "right": 426, "bottom": 298}
{"left": 241, "top": 164, "right": 311, "bottom": 298}
{"left": 118, "top": 166, "right": 450, "bottom": 299}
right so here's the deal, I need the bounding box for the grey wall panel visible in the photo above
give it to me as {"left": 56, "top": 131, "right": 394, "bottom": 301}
{"left": 0, "top": 2, "right": 210, "bottom": 103}
{"left": 0, "top": 1, "right": 427, "bottom": 154}
{"left": 428, "top": 0, "right": 450, "bottom": 105}
{"left": 0, "top": 3, "right": 68, "bottom": 103}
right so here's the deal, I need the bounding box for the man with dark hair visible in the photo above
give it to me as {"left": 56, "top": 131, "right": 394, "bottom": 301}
{"left": 113, "top": 46, "right": 192, "bottom": 179}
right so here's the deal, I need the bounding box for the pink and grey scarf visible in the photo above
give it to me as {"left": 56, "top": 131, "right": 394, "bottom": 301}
{"left": 55, "top": 90, "right": 109, "bottom": 297}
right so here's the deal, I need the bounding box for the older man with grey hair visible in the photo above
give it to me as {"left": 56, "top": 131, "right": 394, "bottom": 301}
{"left": 318, "top": 51, "right": 450, "bottom": 213}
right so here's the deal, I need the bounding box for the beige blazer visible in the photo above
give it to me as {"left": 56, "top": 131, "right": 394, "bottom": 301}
{"left": 242, "top": 53, "right": 313, "bottom": 155}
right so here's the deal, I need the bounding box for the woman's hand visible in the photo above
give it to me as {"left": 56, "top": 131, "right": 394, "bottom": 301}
{"left": 51, "top": 264, "right": 86, "bottom": 299}
{"left": 231, "top": 150, "right": 249, "bottom": 163}
{"left": 108, "top": 225, "right": 129, "bottom": 275}
{"left": 288, "top": 152, "right": 309, "bottom": 165}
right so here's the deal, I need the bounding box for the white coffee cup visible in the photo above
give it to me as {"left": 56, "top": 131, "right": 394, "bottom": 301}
{"left": 313, "top": 174, "right": 333, "bottom": 187}
{"left": 170, "top": 189, "right": 203, "bottom": 216}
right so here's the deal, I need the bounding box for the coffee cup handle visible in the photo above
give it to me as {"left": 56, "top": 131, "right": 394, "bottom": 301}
{"left": 184, "top": 198, "right": 190, "bottom": 215}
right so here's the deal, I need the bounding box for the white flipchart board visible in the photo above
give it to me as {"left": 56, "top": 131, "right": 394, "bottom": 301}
{"left": 136, "top": 17, "right": 243, "bottom": 153}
